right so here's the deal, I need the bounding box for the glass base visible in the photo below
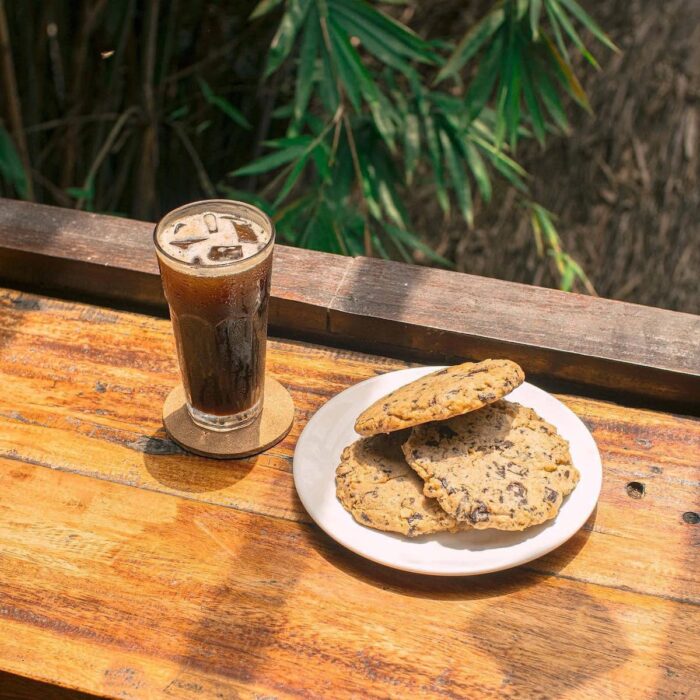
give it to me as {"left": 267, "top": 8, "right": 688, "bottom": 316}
{"left": 187, "top": 396, "right": 263, "bottom": 432}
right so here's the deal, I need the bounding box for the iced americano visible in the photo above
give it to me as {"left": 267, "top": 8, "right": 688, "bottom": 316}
{"left": 154, "top": 200, "right": 274, "bottom": 431}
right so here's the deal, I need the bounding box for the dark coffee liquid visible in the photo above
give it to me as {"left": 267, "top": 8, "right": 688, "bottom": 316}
{"left": 158, "top": 252, "right": 272, "bottom": 416}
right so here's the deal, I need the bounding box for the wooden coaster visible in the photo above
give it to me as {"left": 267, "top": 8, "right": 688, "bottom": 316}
{"left": 163, "top": 377, "right": 294, "bottom": 459}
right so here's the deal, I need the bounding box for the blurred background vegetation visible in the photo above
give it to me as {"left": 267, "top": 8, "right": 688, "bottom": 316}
{"left": 0, "top": 0, "right": 697, "bottom": 311}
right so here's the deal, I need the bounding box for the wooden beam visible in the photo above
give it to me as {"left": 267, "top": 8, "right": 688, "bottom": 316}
{"left": 0, "top": 198, "right": 698, "bottom": 408}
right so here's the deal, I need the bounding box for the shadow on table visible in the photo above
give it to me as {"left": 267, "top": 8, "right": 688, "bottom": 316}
{"left": 305, "top": 506, "right": 633, "bottom": 697}
{"left": 307, "top": 505, "right": 598, "bottom": 601}
{"left": 141, "top": 427, "right": 255, "bottom": 493}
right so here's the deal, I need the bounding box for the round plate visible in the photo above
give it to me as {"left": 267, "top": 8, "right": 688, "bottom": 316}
{"left": 293, "top": 366, "right": 602, "bottom": 576}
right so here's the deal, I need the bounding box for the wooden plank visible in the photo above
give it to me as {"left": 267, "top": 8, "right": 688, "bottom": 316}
{"left": 328, "top": 256, "right": 700, "bottom": 410}
{"left": 0, "top": 197, "right": 349, "bottom": 333}
{"left": 0, "top": 287, "right": 697, "bottom": 606}
{"left": 1, "top": 460, "right": 698, "bottom": 700}
{"left": 1, "top": 198, "right": 699, "bottom": 407}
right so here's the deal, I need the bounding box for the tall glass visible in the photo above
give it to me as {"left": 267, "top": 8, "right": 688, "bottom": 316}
{"left": 154, "top": 200, "right": 274, "bottom": 431}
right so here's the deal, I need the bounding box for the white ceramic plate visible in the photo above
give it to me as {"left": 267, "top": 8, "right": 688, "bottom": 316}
{"left": 293, "top": 366, "right": 602, "bottom": 576}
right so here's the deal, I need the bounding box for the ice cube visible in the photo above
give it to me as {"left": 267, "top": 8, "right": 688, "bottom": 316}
{"left": 203, "top": 213, "right": 218, "bottom": 233}
{"left": 170, "top": 237, "right": 207, "bottom": 250}
{"left": 235, "top": 222, "right": 259, "bottom": 243}
{"left": 208, "top": 245, "right": 243, "bottom": 262}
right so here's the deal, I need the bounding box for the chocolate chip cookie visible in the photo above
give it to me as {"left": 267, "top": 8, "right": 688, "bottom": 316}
{"left": 354, "top": 359, "right": 525, "bottom": 437}
{"left": 402, "top": 401, "right": 579, "bottom": 530}
{"left": 336, "top": 431, "right": 469, "bottom": 537}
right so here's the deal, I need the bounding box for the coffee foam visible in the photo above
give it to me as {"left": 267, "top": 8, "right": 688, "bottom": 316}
{"left": 157, "top": 211, "right": 271, "bottom": 266}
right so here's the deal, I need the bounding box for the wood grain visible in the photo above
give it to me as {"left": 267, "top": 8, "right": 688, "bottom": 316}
{"left": 1, "top": 198, "right": 698, "bottom": 408}
{"left": 1, "top": 461, "right": 698, "bottom": 700}
{"left": 0, "top": 286, "right": 698, "bottom": 698}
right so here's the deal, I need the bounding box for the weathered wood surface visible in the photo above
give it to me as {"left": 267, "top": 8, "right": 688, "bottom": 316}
{"left": 1, "top": 198, "right": 698, "bottom": 409}
{"left": 0, "top": 287, "right": 698, "bottom": 699}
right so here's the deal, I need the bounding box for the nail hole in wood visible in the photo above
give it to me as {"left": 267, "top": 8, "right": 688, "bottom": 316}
{"left": 682, "top": 511, "right": 699, "bottom": 525}
{"left": 626, "top": 481, "right": 645, "bottom": 499}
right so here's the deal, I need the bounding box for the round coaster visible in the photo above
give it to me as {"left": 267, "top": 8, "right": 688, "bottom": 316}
{"left": 163, "top": 376, "right": 294, "bottom": 459}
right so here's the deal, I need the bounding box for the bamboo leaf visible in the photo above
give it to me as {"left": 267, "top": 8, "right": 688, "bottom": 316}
{"left": 230, "top": 141, "right": 311, "bottom": 176}
{"left": 404, "top": 111, "right": 421, "bottom": 183}
{"left": 464, "top": 29, "right": 504, "bottom": 119}
{"left": 440, "top": 128, "right": 473, "bottom": 227}
{"left": 423, "top": 112, "right": 449, "bottom": 213}
{"left": 464, "top": 140, "right": 492, "bottom": 202}
{"left": 547, "top": 0, "right": 599, "bottom": 68}
{"left": 331, "top": 1, "right": 433, "bottom": 68}
{"left": 250, "top": 0, "right": 284, "bottom": 20}
{"left": 436, "top": 6, "right": 505, "bottom": 83}
{"left": 330, "top": 0, "right": 436, "bottom": 60}
{"left": 530, "top": 55, "right": 571, "bottom": 131}
{"left": 383, "top": 223, "right": 454, "bottom": 267}
{"left": 530, "top": 0, "right": 543, "bottom": 39}
{"left": 198, "top": 78, "right": 251, "bottom": 128}
{"left": 273, "top": 151, "right": 312, "bottom": 207}
{"left": 544, "top": 0, "right": 569, "bottom": 64}
{"left": 542, "top": 34, "right": 591, "bottom": 112}
{"left": 293, "top": 7, "right": 320, "bottom": 125}
{"left": 521, "top": 59, "right": 546, "bottom": 145}
{"left": 265, "top": 0, "right": 312, "bottom": 78}
{"left": 0, "top": 125, "right": 28, "bottom": 199}
{"left": 557, "top": 0, "right": 619, "bottom": 52}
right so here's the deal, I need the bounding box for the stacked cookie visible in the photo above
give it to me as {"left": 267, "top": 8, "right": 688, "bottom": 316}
{"left": 335, "top": 359, "right": 580, "bottom": 537}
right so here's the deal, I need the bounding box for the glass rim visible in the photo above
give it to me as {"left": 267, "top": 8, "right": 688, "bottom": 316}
{"left": 153, "top": 198, "right": 275, "bottom": 270}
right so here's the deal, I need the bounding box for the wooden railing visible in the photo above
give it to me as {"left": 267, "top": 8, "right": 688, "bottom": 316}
{"left": 0, "top": 197, "right": 698, "bottom": 411}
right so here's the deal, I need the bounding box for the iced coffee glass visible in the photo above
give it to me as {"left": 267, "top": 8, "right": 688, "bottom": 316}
{"left": 154, "top": 200, "right": 274, "bottom": 431}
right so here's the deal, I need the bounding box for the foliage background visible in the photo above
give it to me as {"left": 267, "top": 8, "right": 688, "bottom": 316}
{"left": 0, "top": 0, "right": 697, "bottom": 312}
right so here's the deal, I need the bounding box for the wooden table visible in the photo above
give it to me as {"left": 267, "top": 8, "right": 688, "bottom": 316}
{"left": 0, "top": 201, "right": 698, "bottom": 699}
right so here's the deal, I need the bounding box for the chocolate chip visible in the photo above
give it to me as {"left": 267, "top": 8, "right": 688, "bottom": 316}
{"left": 507, "top": 482, "right": 527, "bottom": 501}
{"left": 360, "top": 513, "right": 370, "bottom": 522}
{"left": 407, "top": 513, "right": 424, "bottom": 525}
{"left": 437, "top": 425, "right": 458, "bottom": 439}
{"left": 544, "top": 487, "right": 559, "bottom": 503}
{"left": 469, "top": 503, "right": 490, "bottom": 523}
{"left": 682, "top": 512, "right": 699, "bottom": 524}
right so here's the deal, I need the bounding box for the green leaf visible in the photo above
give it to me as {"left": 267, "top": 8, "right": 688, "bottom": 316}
{"left": 423, "top": 112, "right": 449, "bottom": 214}
{"left": 250, "top": 0, "right": 284, "bottom": 20}
{"left": 543, "top": 33, "right": 592, "bottom": 111}
{"left": 557, "top": 0, "right": 619, "bottom": 52}
{"left": 293, "top": 7, "right": 320, "bottom": 125}
{"left": 464, "top": 140, "right": 491, "bottom": 202}
{"left": 273, "top": 151, "right": 312, "bottom": 207}
{"left": 331, "top": 0, "right": 434, "bottom": 67}
{"left": 265, "top": 0, "right": 312, "bottom": 79}
{"left": 383, "top": 223, "right": 453, "bottom": 267}
{"left": 230, "top": 140, "right": 311, "bottom": 176}
{"left": 436, "top": 6, "right": 505, "bottom": 83}
{"left": 544, "top": 0, "right": 570, "bottom": 64}
{"left": 330, "top": 0, "right": 435, "bottom": 61}
{"left": 198, "top": 78, "right": 251, "bottom": 129}
{"left": 439, "top": 128, "right": 473, "bottom": 227}
{"left": 464, "top": 29, "right": 504, "bottom": 120}
{"left": 318, "top": 38, "right": 340, "bottom": 112}
{"left": 332, "top": 10, "right": 412, "bottom": 74}
{"left": 404, "top": 111, "right": 421, "bottom": 183}
{"left": 0, "top": 125, "right": 27, "bottom": 198}
{"left": 168, "top": 105, "right": 189, "bottom": 121}
{"left": 530, "top": 0, "right": 543, "bottom": 39}
{"left": 328, "top": 19, "right": 366, "bottom": 111}
{"left": 521, "top": 59, "right": 546, "bottom": 145}
{"left": 530, "top": 55, "right": 571, "bottom": 132}
{"left": 547, "top": 0, "right": 599, "bottom": 68}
